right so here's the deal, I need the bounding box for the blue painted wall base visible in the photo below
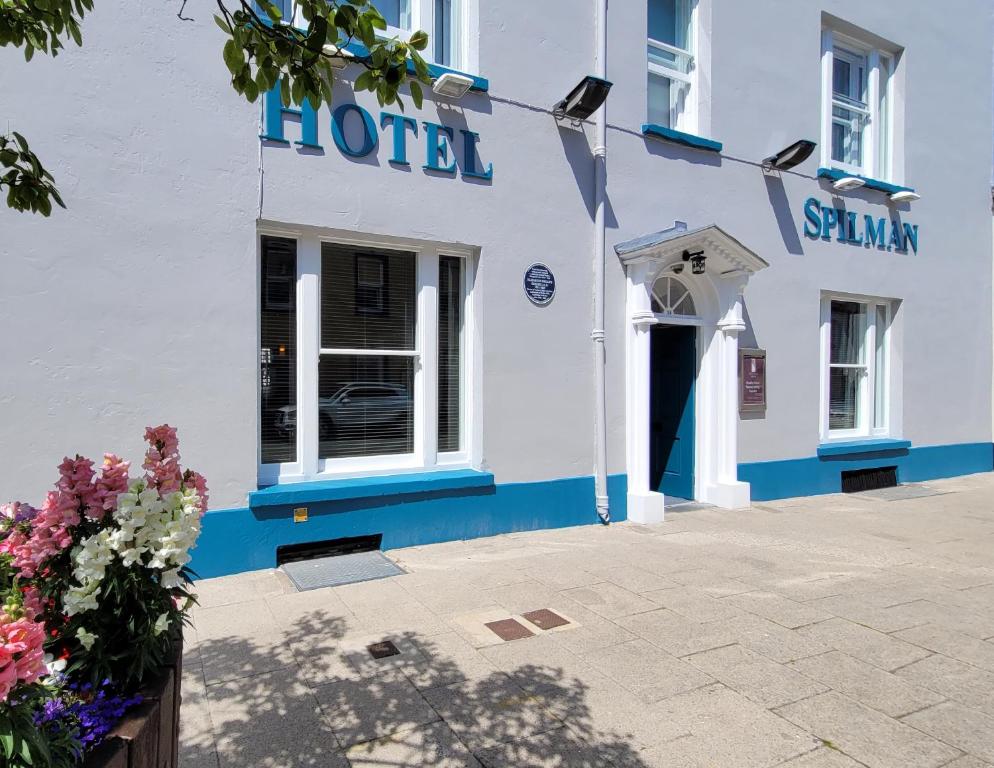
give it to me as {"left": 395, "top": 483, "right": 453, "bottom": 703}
{"left": 740, "top": 442, "right": 993, "bottom": 501}
{"left": 191, "top": 473, "right": 628, "bottom": 580}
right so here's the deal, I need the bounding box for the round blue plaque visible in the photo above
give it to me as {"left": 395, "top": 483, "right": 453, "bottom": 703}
{"left": 523, "top": 263, "right": 556, "bottom": 305}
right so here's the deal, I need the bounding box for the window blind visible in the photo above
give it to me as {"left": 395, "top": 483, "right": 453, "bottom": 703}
{"left": 438, "top": 256, "right": 462, "bottom": 453}
{"left": 260, "top": 236, "right": 297, "bottom": 464}
{"left": 319, "top": 244, "right": 416, "bottom": 459}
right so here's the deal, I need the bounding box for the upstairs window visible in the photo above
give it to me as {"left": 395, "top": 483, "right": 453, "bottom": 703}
{"left": 377, "top": 0, "right": 465, "bottom": 69}
{"left": 257, "top": 0, "right": 465, "bottom": 69}
{"left": 646, "top": 0, "right": 695, "bottom": 132}
{"left": 821, "top": 28, "right": 895, "bottom": 180}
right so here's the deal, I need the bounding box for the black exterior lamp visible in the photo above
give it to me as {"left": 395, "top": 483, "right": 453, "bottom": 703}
{"left": 553, "top": 76, "right": 613, "bottom": 121}
{"left": 762, "top": 139, "right": 817, "bottom": 171}
{"left": 683, "top": 249, "right": 706, "bottom": 275}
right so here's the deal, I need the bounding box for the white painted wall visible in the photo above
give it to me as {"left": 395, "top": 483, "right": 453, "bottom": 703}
{"left": 0, "top": 0, "right": 991, "bottom": 510}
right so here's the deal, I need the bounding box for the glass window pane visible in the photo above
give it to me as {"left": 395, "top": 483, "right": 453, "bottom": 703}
{"left": 831, "top": 106, "right": 864, "bottom": 167}
{"left": 832, "top": 57, "right": 851, "bottom": 98}
{"left": 648, "top": 0, "right": 690, "bottom": 50}
{"left": 321, "top": 244, "right": 416, "bottom": 350}
{"left": 874, "top": 305, "right": 888, "bottom": 429}
{"left": 648, "top": 72, "right": 672, "bottom": 127}
{"left": 434, "top": 0, "right": 452, "bottom": 66}
{"left": 829, "top": 367, "right": 860, "bottom": 431}
{"left": 830, "top": 301, "right": 865, "bottom": 364}
{"left": 377, "top": 0, "right": 411, "bottom": 29}
{"left": 318, "top": 355, "right": 414, "bottom": 459}
{"left": 438, "top": 256, "right": 462, "bottom": 453}
{"left": 260, "top": 236, "right": 297, "bottom": 464}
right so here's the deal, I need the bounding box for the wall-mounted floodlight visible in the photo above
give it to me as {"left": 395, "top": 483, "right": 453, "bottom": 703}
{"left": 553, "top": 76, "right": 613, "bottom": 121}
{"left": 762, "top": 139, "right": 817, "bottom": 171}
{"left": 889, "top": 190, "right": 921, "bottom": 203}
{"left": 683, "top": 249, "right": 706, "bottom": 275}
{"left": 833, "top": 176, "right": 866, "bottom": 192}
{"left": 432, "top": 71, "right": 474, "bottom": 100}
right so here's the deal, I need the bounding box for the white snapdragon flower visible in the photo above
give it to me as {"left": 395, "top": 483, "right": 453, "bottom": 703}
{"left": 76, "top": 627, "right": 97, "bottom": 650}
{"left": 153, "top": 612, "right": 170, "bottom": 636}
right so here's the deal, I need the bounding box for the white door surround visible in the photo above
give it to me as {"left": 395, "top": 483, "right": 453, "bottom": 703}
{"left": 615, "top": 222, "right": 769, "bottom": 523}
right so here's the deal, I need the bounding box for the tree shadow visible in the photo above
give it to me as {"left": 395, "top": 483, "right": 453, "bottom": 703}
{"left": 187, "top": 607, "right": 654, "bottom": 767}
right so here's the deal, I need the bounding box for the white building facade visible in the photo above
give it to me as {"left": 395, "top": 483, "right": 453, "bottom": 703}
{"left": 1, "top": 0, "right": 992, "bottom": 577}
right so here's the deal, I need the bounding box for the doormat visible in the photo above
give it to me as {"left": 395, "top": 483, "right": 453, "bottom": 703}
{"left": 857, "top": 483, "right": 943, "bottom": 502}
{"left": 280, "top": 550, "right": 405, "bottom": 591}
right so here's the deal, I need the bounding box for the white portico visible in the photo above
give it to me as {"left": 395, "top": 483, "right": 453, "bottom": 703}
{"left": 616, "top": 222, "right": 769, "bottom": 523}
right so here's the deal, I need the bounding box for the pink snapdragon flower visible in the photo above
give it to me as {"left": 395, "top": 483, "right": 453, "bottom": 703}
{"left": 0, "top": 612, "right": 47, "bottom": 702}
{"left": 183, "top": 470, "right": 209, "bottom": 517}
{"left": 93, "top": 453, "right": 131, "bottom": 518}
{"left": 143, "top": 424, "right": 183, "bottom": 494}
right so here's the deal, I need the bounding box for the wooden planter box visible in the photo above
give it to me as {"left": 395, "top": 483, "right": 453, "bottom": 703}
{"left": 83, "top": 640, "right": 183, "bottom": 768}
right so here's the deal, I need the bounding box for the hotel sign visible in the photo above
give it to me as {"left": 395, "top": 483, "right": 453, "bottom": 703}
{"left": 260, "top": 86, "right": 493, "bottom": 180}
{"left": 802, "top": 198, "right": 918, "bottom": 254}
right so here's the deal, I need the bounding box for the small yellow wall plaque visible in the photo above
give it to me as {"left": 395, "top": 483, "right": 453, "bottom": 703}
{"left": 293, "top": 507, "right": 308, "bottom": 523}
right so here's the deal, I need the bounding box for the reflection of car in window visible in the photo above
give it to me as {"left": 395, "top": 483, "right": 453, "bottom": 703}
{"left": 274, "top": 383, "right": 412, "bottom": 439}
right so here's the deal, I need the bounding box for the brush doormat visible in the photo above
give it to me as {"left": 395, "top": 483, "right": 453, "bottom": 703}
{"left": 281, "top": 550, "right": 405, "bottom": 591}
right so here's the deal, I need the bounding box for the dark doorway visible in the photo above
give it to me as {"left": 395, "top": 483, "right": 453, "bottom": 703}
{"left": 650, "top": 325, "right": 696, "bottom": 500}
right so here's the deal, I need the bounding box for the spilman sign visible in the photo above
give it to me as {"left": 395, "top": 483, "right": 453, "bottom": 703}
{"left": 802, "top": 198, "right": 918, "bottom": 254}
{"left": 260, "top": 86, "right": 493, "bottom": 180}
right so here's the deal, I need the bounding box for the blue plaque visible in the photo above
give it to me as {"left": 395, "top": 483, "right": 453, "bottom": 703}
{"left": 523, "top": 263, "right": 556, "bottom": 305}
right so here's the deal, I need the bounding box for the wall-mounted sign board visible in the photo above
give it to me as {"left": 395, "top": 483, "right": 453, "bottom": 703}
{"left": 739, "top": 348, "right": 766, "bottom": 413}
{"left": 524, "top": 263, "right": 556, "bottom": 305}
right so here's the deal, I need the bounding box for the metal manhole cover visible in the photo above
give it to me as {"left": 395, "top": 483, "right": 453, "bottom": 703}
{"left": 280, "top": 550, "right": 404, "bottom": 591}
{"left": 484, "top": 618, "right": 534, "bottom": 641}
{"left": 522, "top": 609, "right": 570, "bottom": 630}
{"left": 367, "top": 640, "right": 400, "bottom": 659}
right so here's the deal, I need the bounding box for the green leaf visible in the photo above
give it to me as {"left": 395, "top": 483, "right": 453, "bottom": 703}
{"left": 408, "top": 30, "right": 428, "bottom": 51}
{"left": 410, "top": 79, "right": 423, "bottom": 109}
{"left": 214, "top": 15, "right": 233, "bottom": 34}
{"left": 354, "top": 69, "right": 375, "bottom": 92}
{"left": 223, "top": 39, "right": 243, "bottom": 74}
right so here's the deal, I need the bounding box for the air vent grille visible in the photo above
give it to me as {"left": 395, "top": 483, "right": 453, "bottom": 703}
{"left": 841, "top": 467, "right": 897, "bottom": 493}
{"left": 276, "top": 533, "right": 382, "bottom": 565}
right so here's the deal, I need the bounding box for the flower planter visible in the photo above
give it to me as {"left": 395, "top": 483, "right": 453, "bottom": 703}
{"left": 83, "top": 639, "right": 183, "bottom": 768}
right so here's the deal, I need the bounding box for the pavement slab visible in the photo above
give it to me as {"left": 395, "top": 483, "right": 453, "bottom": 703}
{"left": 901, "top": 701, "right": 994, "bottom": 764}
{"left": 583, "top": 638, "right": 715, "bottom": 704}
{"left": 893, "top": 654, "right": 994, "bottom": 717}
{"left": 774, "top": 691, "right": 960, "bottom": 768}
{"left": 795, "top": 618, "right": 932, "bottom": 671}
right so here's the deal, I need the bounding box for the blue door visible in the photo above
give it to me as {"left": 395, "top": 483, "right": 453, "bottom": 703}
{"left": 650, "top": 326, "right": 696, "bottom": 500}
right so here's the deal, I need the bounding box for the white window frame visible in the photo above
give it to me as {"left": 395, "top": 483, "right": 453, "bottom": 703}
{"left": 258, "top": 227, "right": 476, "bottom": 486}
{"left": 820, "top": 28, "right": 895, "bottom": 180}
{"left": 277, "top": 0, "right": 474, "bottom": 71}
{"left": 819, "top": 294, "right": 893, "bottom": 442}
{"left": 646, "top": 0, "right": 699, "bottom": 135}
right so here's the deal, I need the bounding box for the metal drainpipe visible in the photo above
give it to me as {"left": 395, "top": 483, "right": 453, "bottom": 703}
{"left": 592, "top": 0, "right": 610, "bottom": 524}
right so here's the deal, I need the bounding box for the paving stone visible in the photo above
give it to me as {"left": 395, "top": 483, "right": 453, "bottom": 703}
{"left": 796, "top": 618, "right": 932, "bottom": 671}
{"left": 482, "top": 580, "right": 561, "bottom": 614}
{"left": 775, "top": 748, "right": 866, "bottom": 767}
{"left": 894, "top": 654, "right": 994, "bottom": 716}
{"left": 312, "top": 672, "right": 441, "bottom": 747}
{"left": 774, "top": 691, "right": 960, "bottom": 768}
{"left": 939, "top": 757, "right": 994, "bottom": 768}
{"left": 207, "top": 668, "right": 347, "bottom": 767}
{"left": 805, "top": 594, "right": 927, "bottom": 633}
{"left": 884, "top": 599, "right": 994, "bottom": 641}
{"left": 199, "top": 635, "right": 299, "bottom": 686}
{"left": 643, "top": 585, "right": 746, "bottom": 623}
{"left": 421, "top": 676, "right": 564, "bottom": 750}
{"left": 583, "top": 639, "right": 714, "bottom": 704}
{"left": 593, "top": 564, "right": 680, "bottom": 594}
{"left": 901, "top": 701, "right": 994, "bottom": 763}
{"left": 474, "top": 723, "right": 646, "bottom": 768}
{"left": 720, "top": 613, "right": 832, "bottom": 663}
{"left": 345, "top": 721, "right": 481, "bottom": 767}
{"left": 616, "top": 608, "right": 739, "bottom": 657}
{"left": 639, "top": 684, "right": 818, "bottom": 768}
{"left": 894, "top": 623, "right": 994, "bottom": 673}
{"left": 404, "top": 632, "right": 502, "bottom": 690}
{"left": 193, "top": 599, "right": 281, "bottom": 641}
{"left": 685, "top": 643, "right": 828, "bottom": 708}
{"left": 666, "top": 569, "right": 757, "bottom": 597}
{"left": 723, "top": 591, "right": 833, "bottom": 629}
{"left": 788, "top": 650, "right": 945, "bottom": 718}
{"left": 560, "top": 582, "right": 658, "bottom": 619}
{"left": 194, "top": 569, "right": 291, "bottom": 609}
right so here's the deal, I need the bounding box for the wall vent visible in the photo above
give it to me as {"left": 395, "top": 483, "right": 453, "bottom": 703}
{"left": 841, "top": 467, "right": 897, "bottom": 493}
{"left": 276, "top": 533, "right": 382, "bottom": 566}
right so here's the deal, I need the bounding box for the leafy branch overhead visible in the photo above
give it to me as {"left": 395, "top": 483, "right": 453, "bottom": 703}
{"left": 0, "top": 0, "right": 93, "bottom": 216}
{"left": 215, "top": 0, "right": 433, "bottom": 112}
{"left": 0, "top": 132, "right": 65, "bottom": 216}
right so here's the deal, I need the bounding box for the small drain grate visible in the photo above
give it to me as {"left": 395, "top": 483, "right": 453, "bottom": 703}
{"left": 841, "top": 466, "right": 897, "bottom": 493}
{"left": 367, "top": 640, "right": 400, "bottom": 659}
{"left": 280, "top": 550, "right": 404, "bottom": 591}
